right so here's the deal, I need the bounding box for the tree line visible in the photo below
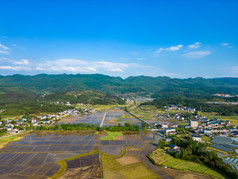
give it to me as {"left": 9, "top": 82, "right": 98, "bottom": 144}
{"left": 26, "top": 123, "right": 140, "bottom": 131}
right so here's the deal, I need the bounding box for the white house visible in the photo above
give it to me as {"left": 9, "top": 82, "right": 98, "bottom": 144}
{"left": 204, "top": 129, "right": 212, "bottom": 135}
{"left": 165, "top": 128, "right": 176, "bottom": 135}
{"left": 189, "top": 119, "right": 198, "bottom": 128}
{"left": 191, "top": 134, "right": 202, "bottom": 142}
{"left": 162, "top": 123, "right": 168, "bottom": 129}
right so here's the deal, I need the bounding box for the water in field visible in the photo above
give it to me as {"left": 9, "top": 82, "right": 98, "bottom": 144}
{"left": 0, "top": 131, "right": 160, "bottom": 178}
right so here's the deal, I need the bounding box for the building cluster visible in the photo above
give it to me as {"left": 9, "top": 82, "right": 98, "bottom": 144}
{"left": 212, "top": 93, "right": 236, "bottom": 98}
{"left": 190, "top": 118, "right": 237, "bottom": 137}
{"left": 156, "top": 113, "right": 186, "bottom": 121}
{"left": 164, "top": 104, "right": 196, "bottom": 113}
{"left": 159, "top": 116, "right": 237, "bottom": 140}
{"left": 0, "top": 108, "right": 95, "bottom": 134}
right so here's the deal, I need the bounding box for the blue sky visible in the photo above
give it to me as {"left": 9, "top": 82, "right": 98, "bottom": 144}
{"left": 0, "top": 0, "right": 237, "bottom": 78}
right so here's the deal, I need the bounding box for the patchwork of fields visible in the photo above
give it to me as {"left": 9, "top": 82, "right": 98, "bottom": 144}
{"left": 0, "top": 131, "right": 165, "bottom": 178}
{"left": 60, "top": 109, "right": 141, "bottom": 127}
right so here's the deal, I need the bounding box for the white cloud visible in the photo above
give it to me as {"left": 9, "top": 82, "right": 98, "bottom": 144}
{"left": 0, "top": 58, "right": 178, "bottom": 78}
{"left": 35, "top": 59, "right": 129, "bottom": 73}
{"left": 221, "top": 43, "right": 232, "bottom": 48}
{"left": 0, "top": 44, "right": 11, "bottom": 55}
{"left": 155, "top": 44, "right": 183, "bottom": 53}
{"left": 221, "top": 43, "right": 229, "bottom": 46}
{"left": 0, "top": 50, "right": 10, "bottom": 55}
{"left": 0, "top": 44, "right": 10, "bottom": 50}
{"left": 188, "top": 42, "right": 201, "bottom": 49}
{"left": 14, "top": 59, "right": 29, "bottom": 65}
{"left": 182, "top": 50, "right": 211, "bottom": 58}
{"left": 0, "top": 65, "right": 31, "bottom": 71}
{"left": 130, "top": 51, "right": 139, "bottom": 55}
{"left": 107, "top": 68, "right": 123, "bottom": 72}
{"left": 137, "top": 57, "right": 146, "bottom": 61}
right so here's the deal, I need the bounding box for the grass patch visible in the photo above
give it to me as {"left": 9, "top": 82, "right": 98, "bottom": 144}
{"left": 148, "top": 149, "right": 224, "bottom": 179}
{"left": 0, "top": 133, "right": 27, "bottom": 149}
{"left": 100, "top": 132, "right": 123, "bottom": 140}
{"left": 1, "top": 115, "right": 23, "bottom": 121}
{"left": 101, "top": 152, "right": 158, "bottom": 179}
{"left": 202, "top": 136, "right": 211, "bottom": 142}
{"left": 128, "top": 105, "right": 162, "bottom": 121}
{"left": 51, "top": 150, "right": 99, "bottom": 179}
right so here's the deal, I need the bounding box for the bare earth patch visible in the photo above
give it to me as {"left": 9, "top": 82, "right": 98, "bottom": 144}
{"left": 177, "top": 172, "right": 210, "bottom": 179}
{"left": 59, "top": 116, "right": 77, "bottom": 123}
{"left": 116, "top": 156, "right": 140, "bottom": 166}
{"left": 114, "top": 136, "right": 123, "bottom": 140}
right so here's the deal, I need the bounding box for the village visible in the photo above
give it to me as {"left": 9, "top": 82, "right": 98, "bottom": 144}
{"left": 151, "top": 104, "right": 238, "bottom": 171}
{"left": 0, "top": 107, "right": 96, "bottom": 135}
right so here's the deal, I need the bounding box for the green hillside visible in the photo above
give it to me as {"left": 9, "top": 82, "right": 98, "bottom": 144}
{"left": 0, "top": 74, "right": 238, "bottom": 97}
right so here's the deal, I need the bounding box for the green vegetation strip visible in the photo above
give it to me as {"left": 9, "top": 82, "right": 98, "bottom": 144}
{"left": 148, "top": 149, "right": 224, "bottom": 179}
{"left": 0, "top": 132, "right": 30, "bottom": 149}
{"left": 206, "top": 147, "right": 228, "bottom": 155}
{"left": 51, "top": 150, "right": 99, "bottom": 179}
{"left": 100, "top": 132, "right": 123, "bottom": 140}
{"left": 201, "top": 136, "right": 211, "bottom": 142}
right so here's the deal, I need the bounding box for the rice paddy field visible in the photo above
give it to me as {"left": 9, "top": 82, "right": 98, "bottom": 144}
{"left": 0, "top": 130, "right": 173, "bottom": 179}
{"left": 0, "top": 109, "right": 230, "bottom": 179}
{"left": 60, "top": 109, "right": 142, "bottom": 127}
{"left": 0, "top": 130, "right": 225, "bottom": 179}
{"left": 210, "top": 136, "right": 238, "bottom": 152}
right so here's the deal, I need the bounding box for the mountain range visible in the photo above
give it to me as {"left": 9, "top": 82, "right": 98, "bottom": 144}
{"left": 0, "top": 74, "right": 238, "bottom": 98}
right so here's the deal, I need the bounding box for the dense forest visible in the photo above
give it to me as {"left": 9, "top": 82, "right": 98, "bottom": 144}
{"left": 0, "top": 74, "right": 238, "bottom": 97}
{"left": 0, "top": 74, "right": 237, "bottom": 116}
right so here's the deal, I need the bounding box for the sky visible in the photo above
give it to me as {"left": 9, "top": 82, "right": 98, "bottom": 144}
{"left": 0, "top": 0, "right": 237, "bottom": 78}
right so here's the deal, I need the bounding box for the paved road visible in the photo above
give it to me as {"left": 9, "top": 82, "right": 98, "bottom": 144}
{"left": 100, "top": 111, "right": 107, "bottom": 127}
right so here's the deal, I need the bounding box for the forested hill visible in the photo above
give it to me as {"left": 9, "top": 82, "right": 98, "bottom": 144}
{"left": 0, "top": 74, "right": 238, "bottom": 97}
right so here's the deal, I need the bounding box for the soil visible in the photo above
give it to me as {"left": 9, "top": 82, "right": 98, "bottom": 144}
{"left": 59, "top": 116, "right": 77, "bottom": 123}
{"left": 114, "top": 136, "right": 123, "bottom": 140}
{"left": 116, "top": 156, "right": 140, "bottom": 166}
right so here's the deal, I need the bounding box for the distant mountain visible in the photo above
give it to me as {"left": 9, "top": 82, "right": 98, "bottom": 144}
{"left": 0, "top": 74, "right": 238, "bottom": 98}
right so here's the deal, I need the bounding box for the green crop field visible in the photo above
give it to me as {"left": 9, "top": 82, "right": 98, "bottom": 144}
{"left": 100, "top": 132, "right": 123, "bottom": 140}
{"left": 128, "top": 105, "right": 164, "bottom": 121}
{"left": 148, "top": 149, "right": 224, "bottom": 179}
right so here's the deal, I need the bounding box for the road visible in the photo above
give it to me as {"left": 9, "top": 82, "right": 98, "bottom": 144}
{"left": 100, "top": 111, "right": 107, "bottom": 127}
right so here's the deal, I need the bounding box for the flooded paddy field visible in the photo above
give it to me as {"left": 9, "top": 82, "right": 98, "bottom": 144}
{"left": 0, "top": 131, "right": 98, "bottom": 178}
{"left": 0, "top": 131, "right": 158, "bottom": 178}
{"left": 210, "top": 136, "right": 238, "bottom": 153}
{"left": 60, "top": 153, "right": 101, "bottom": 179}
{"left": 0, "top": 130, "right": 207, "bottom": 179}
{"left": 60, "top": 109, "right": 141, "bottom": 127}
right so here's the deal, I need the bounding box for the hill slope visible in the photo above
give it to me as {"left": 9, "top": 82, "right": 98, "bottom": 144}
{"left": 0, "top": 74, "right": 238, "bottom": 97}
